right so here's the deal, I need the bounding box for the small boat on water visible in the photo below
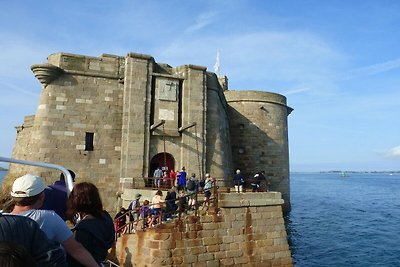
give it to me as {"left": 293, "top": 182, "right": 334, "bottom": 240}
{"left": 340, "top": 171, "right": 349, "bottom": 177}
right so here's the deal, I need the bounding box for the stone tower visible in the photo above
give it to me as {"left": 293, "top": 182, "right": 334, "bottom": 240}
{"left": 225, "top": 91, "right": 293, "bottom": 211}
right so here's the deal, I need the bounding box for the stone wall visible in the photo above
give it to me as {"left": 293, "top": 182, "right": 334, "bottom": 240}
{"left": 114, "top": 192, "right": 293, "bottom": 266}
{"left": 205, "top": 72, "right": 233, "bottom": 182}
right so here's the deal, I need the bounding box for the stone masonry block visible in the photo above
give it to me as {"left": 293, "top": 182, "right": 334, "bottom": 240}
{"left": 172, "top": 248, "right": 187, "bottom": 257}
{"left": 229, "top": 242, "right": 240, "bottom": 250}
{"left": 198, "top": 253, "right": 215, "bottom": 262}
{"left": 227, "top": 228, "right": 240, "bottom": 236}
{"left": 183, "top": 254, "right": 198, "bottom": 264}
{"left": 151, "top": 249, "right": 171, "bottom": 258}
{"left": 190, "top": 246, "right": 206, "bottom": 255}
{"left": 206, "top": 260, "right": 220, "bottom": 267}
{"left": 223, "top": 236, "right": 234, "bottom": 244}
{"left": 234, "top": 256, "right": 249, "bottom": 265}
{"left": 203, "top": 236, "right": 223, "bottom": 246}
{"left": 159, "top": 240, "right": 176, "bottom": 250}
{"left": 198, "top": 230, "right": 215, "bottom": 238}
{"left": 154, "top": 233, "right": 171, "bottom": 241}
{"left": 220, "top": 258, "right": 234, "bottom": 266}
{"left": 202, "top": 222, "right": 219, "bottom": 230}
{"left": 206, "top": 244, "right": 220, "bottom": 253}
{"left": 226, "top": 249, "right": 243, "bottom": 258}
{"left": 215, "top": 228, "right": 228, "bottom": 236}
{"left": 214, "top": 251, "right": 227, "bottom": 260}
{"left": 149, "top": 240, "right": 160, "bottom": 249}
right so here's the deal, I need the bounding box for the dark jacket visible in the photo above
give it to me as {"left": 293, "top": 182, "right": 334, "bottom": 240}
{"left": 0, "top": 214, "right": 67, "bottom": 266}
{"left": 41, "top": 180, "right": 68, "bottom": 220}
{"left": 233, "top": 173, "right": 245, "bottom": 186}
{"left": 67, "top": 211, "right": 115, "bottom": 266}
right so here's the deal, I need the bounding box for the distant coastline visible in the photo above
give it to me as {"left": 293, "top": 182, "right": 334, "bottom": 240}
{"left": 0, "top": 167, "right": 7, "bottom": 172}
{"left": 319, "top": 170, "right": 400, "bottom": 174}
{"left": 291, "top": 170, "right": 400, "bottom": 174}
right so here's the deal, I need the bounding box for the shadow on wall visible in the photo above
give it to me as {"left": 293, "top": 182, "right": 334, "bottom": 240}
{"left": 123, "top": 247, "right": 133, "bottom": 267}
{"left": 227, "top": 106, "right": 288, "bottom": 193}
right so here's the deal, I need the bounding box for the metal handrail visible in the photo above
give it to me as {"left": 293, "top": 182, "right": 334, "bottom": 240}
{"left": 0, "top": 156, "right": 74, "bottom": 196}
{"left": 114, "top": 181, "right": 219, "bottom": 237}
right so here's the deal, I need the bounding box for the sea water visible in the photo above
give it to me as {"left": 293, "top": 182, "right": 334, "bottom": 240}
{"left": 286, "top": 172, "right": 400, "bottom": 267}
{"left": 0, "top": 171, "right": 6, "bottom": 185}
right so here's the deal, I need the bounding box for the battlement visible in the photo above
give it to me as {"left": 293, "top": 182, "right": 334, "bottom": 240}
{"left": 46, "top": 52, "right": 124, "bottom": 79}
{"left": 225, "top": 90, "right": 293, "bottom": 114}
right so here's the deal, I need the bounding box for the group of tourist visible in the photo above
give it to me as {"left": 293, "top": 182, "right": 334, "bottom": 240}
{"left": 115, "top": 169, "right": 215, "bottom": 233}
{"left": 152, "top": 167, "right": 178, "bottom": 189}
{"left": 233, "top": 169, "right": 272, "bottom": 193}
{"left": 0, "top": 172, "right": 115, "bottom": 266}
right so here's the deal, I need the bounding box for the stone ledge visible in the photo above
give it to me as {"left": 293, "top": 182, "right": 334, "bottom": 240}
{"left": 219, "top": 192, "right": 284, "bottom": 207}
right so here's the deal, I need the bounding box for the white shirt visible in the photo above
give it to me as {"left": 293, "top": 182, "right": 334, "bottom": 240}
{"left": 16, "top": 209, "right": 72, "bottom": 243}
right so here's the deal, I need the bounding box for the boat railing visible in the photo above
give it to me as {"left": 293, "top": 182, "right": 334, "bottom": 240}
{"left": 103, "top": 259, "right": 119, "bottom": 267}
{"left": 0, "top": 156, "right": 74, "bottom": 196}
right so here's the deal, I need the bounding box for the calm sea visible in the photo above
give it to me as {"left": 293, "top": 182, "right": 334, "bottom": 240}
{"left": 286, "top": 172, "right": 400, "bottom": 267}
{"left": 0, "top": 171, "right": 6, "bottom": 185}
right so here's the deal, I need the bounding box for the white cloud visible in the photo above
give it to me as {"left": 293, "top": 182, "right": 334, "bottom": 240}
{"left": 157, "top": 30, "right": 343, "bottom": 81}
{"left": 338, "top": 58, "right": 400, "bottom": 81}
{"left": 384, "top": 146, "right": 400, "bottom": 158}
{"left": 284, "top": 87, "right": 312, "bottom": 95}
{"left": 185, "top": 11, "right": 219, "bottom": 33}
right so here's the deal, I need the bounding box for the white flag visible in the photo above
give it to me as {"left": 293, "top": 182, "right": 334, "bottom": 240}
{"left": 214, "top": 50, "right": 220, "bottom": 75}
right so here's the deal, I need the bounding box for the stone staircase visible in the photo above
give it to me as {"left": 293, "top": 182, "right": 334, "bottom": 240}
{"left": 111, "top": 192, "right": 293, "bottom": 266}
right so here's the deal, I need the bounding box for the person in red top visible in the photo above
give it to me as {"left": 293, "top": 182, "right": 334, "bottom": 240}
{"left": 169, "top": 169, "right": 177, "bottom": 188}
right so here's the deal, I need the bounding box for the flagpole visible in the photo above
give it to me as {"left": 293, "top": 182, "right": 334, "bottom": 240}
{"left": 214, "top": 50, "right": 220, "bottom": 76}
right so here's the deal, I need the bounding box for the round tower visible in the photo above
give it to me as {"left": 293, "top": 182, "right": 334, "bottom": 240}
{"left": 225, "top": 90, "right": 293, "bottom": 212}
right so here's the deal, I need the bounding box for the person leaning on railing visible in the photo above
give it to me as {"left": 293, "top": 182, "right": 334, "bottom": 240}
{"left": 114, "top": 207, "right": 127, "bottom": 236}
{"left": 202, "top": 173, "right": 213, "bottom": 210}
{"left": 165, "top": 187, "right": 177, "bottom": 220}
{"left": 150, "top": 190, "right": 165, "bottom": 226}
{"left": 128, "top": 193, "right": 142, "bottom": 233}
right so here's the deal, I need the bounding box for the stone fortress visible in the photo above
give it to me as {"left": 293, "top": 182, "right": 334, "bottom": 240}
{"left": 8, "top": 51, "right": 293, "bottom": 212}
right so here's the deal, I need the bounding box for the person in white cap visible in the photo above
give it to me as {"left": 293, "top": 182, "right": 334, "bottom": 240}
{"left": 10, "top": 174, "right": 99, "bottom": 267}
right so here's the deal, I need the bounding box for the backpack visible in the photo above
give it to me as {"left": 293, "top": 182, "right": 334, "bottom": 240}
{"left": 204, "top": 180, "right": 212, "bottom": 191}
{"left": 128, "top": 201, "right": 134, "bottom": 210}
{"left": 187, "top": 179, "right": 195, "bottom": 191}
{"left": 128, "top": 199, "right": 139, "bottom": 211}
{"left": 199, "top": 179, "right": 205, "bottom": 188}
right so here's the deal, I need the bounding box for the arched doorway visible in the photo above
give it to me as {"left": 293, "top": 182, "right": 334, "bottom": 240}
{"left": 149, "top": 153, "right": 175, "bottom": 177}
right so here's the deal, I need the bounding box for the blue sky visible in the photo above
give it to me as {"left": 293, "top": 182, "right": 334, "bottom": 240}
{"left": 1, "top": 0, "right": 400, "bottom": 171}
